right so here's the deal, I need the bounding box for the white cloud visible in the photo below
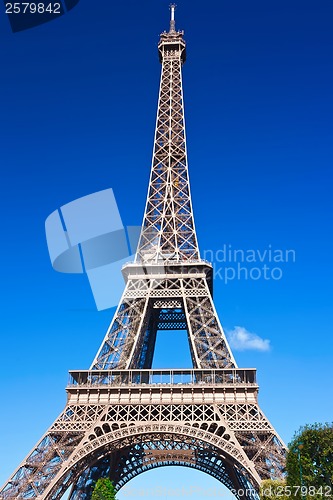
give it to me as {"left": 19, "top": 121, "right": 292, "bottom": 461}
{"left": 226, "top": 326, "right": 270, "bottom": 352}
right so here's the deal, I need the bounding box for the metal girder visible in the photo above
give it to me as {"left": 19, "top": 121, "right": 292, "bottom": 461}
{"left": 90, "top": 274, "right": 237, "bottom": 370}
{"left": 157, "top": 309, "right": 186, "bottom": 329}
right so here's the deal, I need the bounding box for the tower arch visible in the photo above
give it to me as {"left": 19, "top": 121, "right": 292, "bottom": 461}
{"left": 44, "top": 425, "right": 261, "bottom": 499}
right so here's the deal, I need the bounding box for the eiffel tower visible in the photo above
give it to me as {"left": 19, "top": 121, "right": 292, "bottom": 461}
{"left": 0, "top": 6, "right": 286, "bottom": 500}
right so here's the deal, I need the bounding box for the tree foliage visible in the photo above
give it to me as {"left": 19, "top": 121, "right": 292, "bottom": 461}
{"left": 286, "top": 422, "right": 333, "bottom": 499}
{"left": 91, "top": 478, "right": 116, "bottom": 500}
{"left": 260, "top": 479, "right": 288, "bottom": 500}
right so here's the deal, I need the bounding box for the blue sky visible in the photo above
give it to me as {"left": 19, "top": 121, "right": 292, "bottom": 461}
{"left": 0, "top": 0, "right": 332, "bottom": 497}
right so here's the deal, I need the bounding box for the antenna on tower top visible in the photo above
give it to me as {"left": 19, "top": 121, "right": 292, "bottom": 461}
{"left": 169, "top": 3, "right": 176, "bottom": 33}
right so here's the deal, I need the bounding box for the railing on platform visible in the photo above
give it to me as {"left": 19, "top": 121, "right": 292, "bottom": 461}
{"left": 68, "top": 368, "right": 257, "bottom": 387}
{"left": 121, "top": 259, "right": 213, "bottom": 270}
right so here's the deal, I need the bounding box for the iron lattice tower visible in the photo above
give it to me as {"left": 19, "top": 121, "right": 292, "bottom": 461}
{"left": 0, "top": 6, "right": 286, "bottom": 499}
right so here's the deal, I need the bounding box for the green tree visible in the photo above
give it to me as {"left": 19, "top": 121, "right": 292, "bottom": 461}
{"left": 260, "top": 479, "right": 288, "bottom": 500}
{"left": 91, "top": 478, "right": 116, "bottom": 500}
{"left": 286, "top": 423, "right": 333, "bottom": 499}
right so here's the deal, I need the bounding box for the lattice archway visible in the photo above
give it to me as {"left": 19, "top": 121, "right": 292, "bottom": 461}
{"left": 45, "top": 424, "right": 261, "bottom": 499}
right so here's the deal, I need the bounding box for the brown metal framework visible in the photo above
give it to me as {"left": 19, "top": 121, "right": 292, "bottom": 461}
{"left": 0, "top": 6, "right": 286, "bottom": 500}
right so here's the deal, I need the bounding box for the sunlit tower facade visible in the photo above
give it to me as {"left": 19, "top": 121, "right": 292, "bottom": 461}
{"left": 0, "top": 6, "right": 286, "bottom": 499}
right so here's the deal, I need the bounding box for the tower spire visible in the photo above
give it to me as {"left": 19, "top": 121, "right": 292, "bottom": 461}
{"left": 135, "top": 4, "right": 189, "bottom": 264}
{"left": 169, "top": 3, "right": 176, "bottom": 33}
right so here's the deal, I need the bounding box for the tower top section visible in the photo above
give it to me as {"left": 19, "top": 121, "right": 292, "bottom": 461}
{"left": 158, "top": 4, "right": 186, "bottom": 64}
{"left": 169, "top": 3, "right": 176, "bottom": 33}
